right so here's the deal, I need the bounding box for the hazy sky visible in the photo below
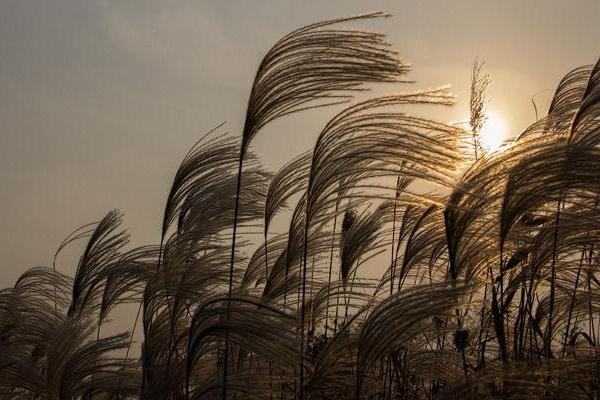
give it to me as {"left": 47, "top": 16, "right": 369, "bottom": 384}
{"left": 1, "top": 0, "right": 599, "bottom": 285}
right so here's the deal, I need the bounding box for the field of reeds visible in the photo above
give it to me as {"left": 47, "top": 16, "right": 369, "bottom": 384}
{"left": 2, "top": 12, "right": 600, "bottom": 400}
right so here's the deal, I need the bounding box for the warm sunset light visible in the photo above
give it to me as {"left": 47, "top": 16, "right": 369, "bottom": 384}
{"left": 479, "top": 112, "right": 506, "bottom": 152}
{"left": 3, "top": 2, "right": 600, "bottom": 398}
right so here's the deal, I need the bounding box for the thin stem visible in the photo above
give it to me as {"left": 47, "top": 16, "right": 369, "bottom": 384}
{"left": 223, "top": 149, "right": 245, "bottom": 400}
{"left": 324, "top": 192, "right": 341, "bottom": 339}
{"left": 299, "top": 211, "right": 310, "bottom": 400}
{"left": 562, "top": 246, "right": 587, "bottom": 355}
{"left": 547, "top": 198, "right": 563, "bottom": 358}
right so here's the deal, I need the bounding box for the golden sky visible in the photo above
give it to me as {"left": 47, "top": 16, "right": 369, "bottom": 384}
{"left": 1, "top": 0, "right": 599, "bottom": 284}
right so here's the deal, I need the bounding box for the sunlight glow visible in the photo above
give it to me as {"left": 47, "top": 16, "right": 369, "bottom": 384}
{"left": 479, "top": 113, "right": 506, "bottom": 152}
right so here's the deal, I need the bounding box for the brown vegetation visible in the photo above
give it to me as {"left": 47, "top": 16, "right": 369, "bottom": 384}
{"left": 2, "top": 12, "right": 600, "bottom": 399}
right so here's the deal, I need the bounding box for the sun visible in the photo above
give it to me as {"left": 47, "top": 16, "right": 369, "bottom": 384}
{"left": 479, "top": 112, "right": 506, "bottom": 152}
